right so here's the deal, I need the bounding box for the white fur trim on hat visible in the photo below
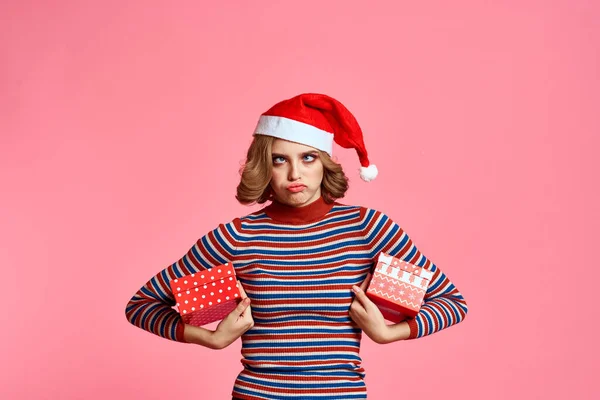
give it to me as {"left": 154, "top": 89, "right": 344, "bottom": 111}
{"left": 359, "top": 164, "right": 378, "bottom": 182}
{"left": 254, "top": 115, "right": 333, "bottom": 155}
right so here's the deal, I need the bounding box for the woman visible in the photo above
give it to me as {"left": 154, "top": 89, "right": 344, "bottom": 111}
{"left": 125, "top": 93, "right": 468, "bottom": 399}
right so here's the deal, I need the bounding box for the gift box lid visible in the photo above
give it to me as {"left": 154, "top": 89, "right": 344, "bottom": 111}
{"left": 376, "top": 252, "right": 434, "bottom": 281}
{"left": 170, "top": 262, "right": 237, "bottom": 293}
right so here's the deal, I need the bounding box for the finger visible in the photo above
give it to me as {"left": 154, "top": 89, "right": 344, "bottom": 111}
{"left": 236, "top": 281, "right": 249, "bottom": 298}
{"left": 351, "top": 285, "right": 369, "bottom": 306}
{"left": 349, "top": 302, "right": 367, "bottom": 325}
{"left": 359, "top": 273, "right": 372, "bottom": 291}
{"left": 350, "top": 299, "right": 366, "bottom": 314}
{"left": 234, "top": 297, "right": 251, "bottom": 314}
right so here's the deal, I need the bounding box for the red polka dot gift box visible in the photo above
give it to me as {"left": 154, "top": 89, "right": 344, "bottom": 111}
{"left": 366, "top": 252, "right": 434, "bottom": 323}
{"left": 169, "top": 263, "right": 242, "bottom": 327}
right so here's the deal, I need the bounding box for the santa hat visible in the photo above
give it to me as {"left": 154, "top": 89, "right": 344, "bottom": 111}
{"left": 253, "top": 93, "right": 378, "bottom": 182}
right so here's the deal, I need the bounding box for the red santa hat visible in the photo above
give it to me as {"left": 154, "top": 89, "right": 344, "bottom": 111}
{"left": 253, "top": 93, "right": 378, "bottom": 182}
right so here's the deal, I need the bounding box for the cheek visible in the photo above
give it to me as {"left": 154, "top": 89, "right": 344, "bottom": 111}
{"left": 270, "top": 169, "right": 285, "bottom": 184}
{"left": 308, "top": 165, "right": 324, "bottom": 179}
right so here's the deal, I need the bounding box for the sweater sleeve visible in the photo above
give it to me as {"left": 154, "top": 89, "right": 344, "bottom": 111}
{"left": 124, "top": 219, "right": 240, "bottom": 343}
{"left": 362, "top": 208, "right": 468, "bottom": 340}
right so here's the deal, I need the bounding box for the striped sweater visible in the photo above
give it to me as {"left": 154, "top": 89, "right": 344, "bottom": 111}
{"left": 125, "top": 196, "right": 468, "bottom": 399}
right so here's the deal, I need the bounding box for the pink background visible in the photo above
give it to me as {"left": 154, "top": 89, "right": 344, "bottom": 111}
{"left": 1, "top": 1, "right": 598, "bottom": 399}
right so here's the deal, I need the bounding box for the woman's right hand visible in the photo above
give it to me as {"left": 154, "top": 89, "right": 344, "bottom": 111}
{"left": 210, "top": 282, "right": 254, "bottom": 349}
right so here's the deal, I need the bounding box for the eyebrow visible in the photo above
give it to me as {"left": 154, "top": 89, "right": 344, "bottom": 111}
{"left": 271, "top": 151, "right": 319, "bottom": 158}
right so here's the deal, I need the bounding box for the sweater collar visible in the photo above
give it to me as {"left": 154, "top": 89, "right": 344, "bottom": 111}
{"left": 263, "top": 195, "right": 335, "bottom": 224}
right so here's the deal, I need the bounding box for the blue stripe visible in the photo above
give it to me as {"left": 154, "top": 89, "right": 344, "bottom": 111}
{"left": 196, "top": 235, "right": 227, "bottom": 267}
{"left": 455, "top": 298, "right": 468, "bottom": 314}
{"left": 397, "top": 244, "right": 417, "bottom": 262}
{"left": 429, "top": 306, "right": 444, "bottom": 332}
{"left": 422, "top": 308, "right": 434, "bottom": 336}
{"left": 371, "top": 225, "right": 411, "bottom": 260}
{"left": 161, "top": 269, "right": 176, "bottom": 296}
{"left": 139, "top": 302, "right": 161, "bottom": 330}
{"left": 149, "top": 274, "right": 169, "bottom": 300}
{"left": 236, "top": 255, "right": 371, "bottom": 269}
{"left": 426, "top": 272, "right": 450, "bottom": 294}
{"left": 240, "top": 277, "right": 363, "bottom": 286}
{"left": 439, "top": 297, "right": 462, "bottom": 323}
{"left": 232, "top": 225, "right": 362, "bottom": 244}
{"left": 411, "top": 254, "right": 426, "bottom": 267}
{"left": 251, "top": 292, "right": 351, "bottom": 299}
{"left": 415, "top": 314, "right": 423, "bottom": 338}
{"left": 366, "top": 214, "right": 397, "bottom": 245}
{"left": 234, "top": 386, "right": 366, "bottom": 400}
{"left": 251, "top": 305, "right": 350, "bottom": 312}
{"left": 243, "top": 364, "right": 365, "bottom": 376}
{"left": 128, "top": 302, "right": 148, "bottom": 328}
{"left": 269, "top": 370, "right": 359, "bottom": 377}
{"left": 242, "top": 340, "right": 358, "bottom": 348}
{"left": 436, "top": 297, "right": 454, "bottom": 328}
{"left": 359, "top": 208, "right": 377, "bottom": 232}
{"left": 140, "top": 285, "right": 161, "bottom": 301}
{"left": 243, "top": 354, "right": 362, "bottom": 362}
{"left": 169, "top": 262, "right": 187, "bottom": 280}
{"left": 148, "top": 305, "right": 163, "bottom": 334}
{"left": 180, "top": 253, "right": 200, "bottom": 273}
{"left": 170, "top": 319, "right": 177, "bottom": 340}
{"left": 245, "top": 328, "right": 360, "bottom": 335}
{"left": 253, "top": 315, "right": 352, "bottom": 324}
{"left": 234, "top": 238, "right": 365, "bottom": 256}
{"left": 243, "top": 214, "right": 266, "bottom": 221}
{"left": 367, "top": 216, "right": 394, "bottom": 248}
{"left": 159, "top": 308, "right": 171, "bottom": 338}
{"left": 236, "top": 374, "right": 365, "bottom": 389}
{"left": 213, "top": 224, "right": 237, "bottom": 257}
{"left": 240, "top": 264, "right": 369, "bottom": 276}
{"left": 125, "top": 301, "right": 139, "bottom": 314}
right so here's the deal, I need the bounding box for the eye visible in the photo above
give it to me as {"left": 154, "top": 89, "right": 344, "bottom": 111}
{"left": 272, "top": 156, "right": 286, "bottom": 164}
{"left": 303, "top": 154, "right": 317, "bottom": 162}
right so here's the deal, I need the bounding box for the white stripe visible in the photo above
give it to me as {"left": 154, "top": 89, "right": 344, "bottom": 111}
{"left": 255, "top": 115, "right": 334, "bottom": 155}
{"left": 242, "top": 350, "right": 360, "bottom": 357}
{"left": 245, "top": 338, "right": 360, "bottom": 345}
{"left": 234, "top": 384, "right": 363, "bottom": 397}
{"left": 247, "top": 289, "right": 351, "bottom": 295}
{"left": 251, "top": 303, "right": 349, "bottom": 310}
{"left": 244, "top": 325, "right": 356, "bottom": 332}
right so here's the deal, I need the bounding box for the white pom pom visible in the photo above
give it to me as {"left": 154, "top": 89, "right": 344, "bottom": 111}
{"left": 359, "top": 164, "right": 378, "bottom": 182}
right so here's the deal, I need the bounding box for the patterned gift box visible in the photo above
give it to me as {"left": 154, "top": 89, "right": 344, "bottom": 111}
{"left": 366, "top": 252, "right": 434, "bottom": 322}
{"left": 169, "top": 262, "right": 242, "bottom": 326}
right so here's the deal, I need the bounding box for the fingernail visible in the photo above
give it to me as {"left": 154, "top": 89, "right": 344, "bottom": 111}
{"left": 352, "top": 285, "right": 360, "bottom": 293}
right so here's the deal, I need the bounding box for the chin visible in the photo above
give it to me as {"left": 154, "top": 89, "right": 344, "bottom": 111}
{"left": 276, "top": 190, "right": 317, "bottom": 205}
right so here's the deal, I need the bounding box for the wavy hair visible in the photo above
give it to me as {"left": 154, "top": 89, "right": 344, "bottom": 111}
{"left": 235, "top": 134, "right": 349, "bottom": 205}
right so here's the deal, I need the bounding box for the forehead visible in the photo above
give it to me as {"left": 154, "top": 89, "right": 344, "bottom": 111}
{"left": 271, "top": 138, "right": 318, "bottom": 154}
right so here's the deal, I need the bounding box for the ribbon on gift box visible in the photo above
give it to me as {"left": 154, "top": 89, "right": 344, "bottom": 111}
{"left": 375, "top": 252, "right": 434, "bottom": 290}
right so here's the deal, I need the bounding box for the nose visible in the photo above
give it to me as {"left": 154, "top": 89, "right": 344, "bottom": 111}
{"left": 288, "top": 160, "right": 300, "bottom": 181}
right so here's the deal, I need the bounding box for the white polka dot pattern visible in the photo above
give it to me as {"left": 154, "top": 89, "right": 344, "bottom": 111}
{"left": 169, "top": 262, "right": 242, "bottom": 326}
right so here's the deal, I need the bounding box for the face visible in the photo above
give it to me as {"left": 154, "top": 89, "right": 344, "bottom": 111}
{"left": 269, "top": 138, "right": 324, "bottom": 207}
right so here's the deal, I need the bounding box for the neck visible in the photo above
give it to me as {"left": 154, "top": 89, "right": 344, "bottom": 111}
{"left": 263, "top": 195, "right": 335, "bottom": 224}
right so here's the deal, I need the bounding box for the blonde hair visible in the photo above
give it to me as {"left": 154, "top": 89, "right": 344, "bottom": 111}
{"left": 235, "top": 135, "right": 349, "bottom": 205}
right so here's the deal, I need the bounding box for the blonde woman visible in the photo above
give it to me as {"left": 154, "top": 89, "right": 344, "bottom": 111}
{"left": 125, "top": 93, "right": 468, "bottom": 400}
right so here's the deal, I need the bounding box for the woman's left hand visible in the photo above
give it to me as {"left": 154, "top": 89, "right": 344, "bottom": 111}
{"left": 349, "top": 273, "right": 391, "bottom": 344}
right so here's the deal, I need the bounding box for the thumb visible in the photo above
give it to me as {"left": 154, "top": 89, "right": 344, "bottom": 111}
{"left": 234, "top": 297, "right": 251, "bottom": 314}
